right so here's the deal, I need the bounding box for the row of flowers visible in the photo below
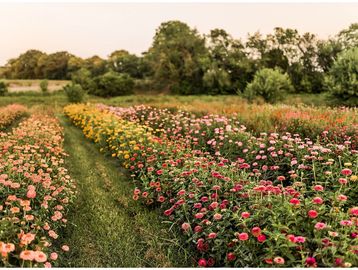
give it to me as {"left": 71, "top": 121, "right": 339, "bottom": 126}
{"left": 65, "top": 104, "right": 357, "bottom": 267}
{"left": 0, "top": 113, "right": 76, "bottom": 267}
{"left": 0, "top": 104, "right": 28, "bottom": 130}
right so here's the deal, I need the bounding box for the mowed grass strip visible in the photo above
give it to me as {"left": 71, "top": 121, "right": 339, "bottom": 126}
{"left": 58, "top": 116, "right": 193, "bottom": 267}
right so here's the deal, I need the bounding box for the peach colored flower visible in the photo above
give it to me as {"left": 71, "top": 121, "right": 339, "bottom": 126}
{"left": 20, "top": 250, "right": 35, "bottom": 261}
{"left": 34, "top": 251, "right": 47, "bottom": 263}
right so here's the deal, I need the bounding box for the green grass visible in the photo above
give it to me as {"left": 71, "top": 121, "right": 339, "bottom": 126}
{"left": 59, "top": 115, "right": 193, "bottom": 267}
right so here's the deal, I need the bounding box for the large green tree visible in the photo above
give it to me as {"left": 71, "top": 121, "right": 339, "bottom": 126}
{"left": 146, "top": 20, "right": 208, "bottom": 94}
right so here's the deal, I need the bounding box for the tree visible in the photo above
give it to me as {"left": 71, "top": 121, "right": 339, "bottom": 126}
{"left": 37, "top": 51, "right": 72, "bottom": 79}
{"left": 108, "top": 50, "right": 143, "bottom": 78}
{"left": 146, "top": 20, "right": 208, "bottom": 94}
{"left": 324, "top": 47, "right": 358, "bottom": 106}
{"left": 71, "top": 68, "right": 96, "bottom": 92}
{"left": 317, "top": 39, "right": 343, "bottom": 72}
{"left": 337, "top": 23, "right": 358, "bottom": 49}
{"left": 84, "top": 56, "right": 107, "bottom": 77}
{"left": 243, "top": 68, "right": 294, "bottom": 103}
{"left": 204, "top": 29, "right": 254, "bottom": 94}
{"left": 4, "top": 50, "right": 45, "bottom": 79}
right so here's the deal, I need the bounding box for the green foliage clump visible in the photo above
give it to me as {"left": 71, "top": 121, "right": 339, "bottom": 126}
{"left": 64, "top": 83, "right": 85, "bottom": 103}
{"left": 40, "top": 79, "right": 49, "bottom": 93}
{"left": 92, "top": 72, "right": 134, "bottom": 97}
{"left": 0, "top": 81, "right": 8, "bottom": 96}
{"left": 324, "top": 47, "right": 358, "bottom": 106}
{"left": 71, "top": 68, "right": 96, "bottom": 92}
{"left": 243, "top": 68, "right": 294, "bottom": 103}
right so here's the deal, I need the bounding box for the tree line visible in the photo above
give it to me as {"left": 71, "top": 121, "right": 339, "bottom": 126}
{"left": 0, "top": 21, "right": 357, "bottom": 103}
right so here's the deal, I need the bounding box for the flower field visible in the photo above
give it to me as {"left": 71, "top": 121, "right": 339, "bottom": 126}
{"left": 0, "top": 104, "right": 28, "bottom": 130}
{"left": 64, "top": 103, "right": 357, "bottom": 268}
{"left": 0, "top": 111, "right": 76, "bottom": 267}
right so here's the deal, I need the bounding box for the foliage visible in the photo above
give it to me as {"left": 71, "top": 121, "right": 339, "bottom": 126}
{"left": 92, "top": 72, "right": 134, "bottom": 97}
{"left": 0, "top": 81, "right": 8, "bottom": 96}
{"left": 71, "top": 68, "right": 96, "bottom": 92}
{"left": 40, "top": 79, "right": 49, "bottom": 93}
{"left": 324, "top": 47, "right": 358, "bottom": 106}
{"left": 63, "top": 83, "right": 85, "bottom": 103}
{"left": 244, "top": 68, "right": 294, "bottom": 103}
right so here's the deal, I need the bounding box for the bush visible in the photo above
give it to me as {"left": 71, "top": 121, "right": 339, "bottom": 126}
{"left": 0, "top": 81, "right": 8, "bottom": 96}
{"left": 40, "top": 79, "right": 49, "bottom": 93}
{"left": 324, "top": 47, "right": 358, "bottom": 106}
{"left": 92, "top": 72, "right": 134, "bottom": 97}
{"left": 71, "top": 68, "right": 96, "bottom": 92}
{"left": 64, "top": 83, "right": 85, "bottom": 103}
{"left": 243, "top": 68, "right": 294, "bottom": 103}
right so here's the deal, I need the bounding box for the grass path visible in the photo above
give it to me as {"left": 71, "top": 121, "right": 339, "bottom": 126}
{"left": 58, "top": 115, "right": 193, "bottom": 267}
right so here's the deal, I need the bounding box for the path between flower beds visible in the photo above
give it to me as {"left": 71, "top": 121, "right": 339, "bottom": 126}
{"left": 57, "top": 116, "right": 192, "bottom": 267}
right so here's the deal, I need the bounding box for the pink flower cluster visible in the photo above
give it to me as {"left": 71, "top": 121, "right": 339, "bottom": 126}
{"left": 0, "top": 113, "right": 75, "bottom": 267}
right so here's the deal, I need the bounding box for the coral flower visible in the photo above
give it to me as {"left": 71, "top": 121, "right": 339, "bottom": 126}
{"left": 20, "top": 250, "right": 35, "bottom": 261}
{"left": 50, "top": 252, "right": 58, "bottom": 261}
{"left": 26, "top": 189, "right": 37, "bottom": 199}
{"left": 181, "top": 222, "right": 191, "bottom": 232}
{"left": 34, "top": 251, "right": 47, "bottom": 263}
{"left": 312, "top": 197, "right": 323, "bottom": 204}
{"left": 251, "top": 227, "right": 261, "bottom": 237}
{"left": 274, "top": 257, "right": 285, "bottom": 265}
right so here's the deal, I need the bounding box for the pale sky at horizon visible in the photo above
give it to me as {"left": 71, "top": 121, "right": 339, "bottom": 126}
{"left": 0, "top": 3, "right": 357, "bottom": 65}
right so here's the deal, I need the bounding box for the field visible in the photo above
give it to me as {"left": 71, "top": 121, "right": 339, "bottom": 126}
{"left": 3, "top": 80, "right": 69, "bottom": 93}
{"left": 0, "top": 91, "right": 357, "bottom": 268}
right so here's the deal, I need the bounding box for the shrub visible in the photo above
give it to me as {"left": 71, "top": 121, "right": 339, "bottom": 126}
{"left": 71, "top": 68, "right": 96, "bottom": 92}
{"left": 64, "top": 83, "right": 85, "bottom": 103}
{"left": 324, "top": 47, "right": 358, "bottom": 106}
{"left": 40, "top": 79, "right": 49, "bottom": 93}
{"left": 243, "top": 68, "right": 294, "bottom": 103}
{"left": 92, "top": 72, "right": 135, "bottom": 97}
{"left": 0, "top": 81, "right": 8, "bottom": 96}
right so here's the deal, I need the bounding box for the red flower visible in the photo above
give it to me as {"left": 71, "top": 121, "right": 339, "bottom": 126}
{"left": 305, "top": 257, "right": 317, "bottom": 267}
{"left": 257, "top": 234, "right": 266, "bottom": 243}
{"left": 341, "top": 168, "right": 352, "bottom": 176}
{"left": 238, "top": 232, "right": 249, "bottom": 241}
{"left": 198, "top": 258, "right": 207, "bottom": 267}
{"left": 241, "top": 212, "right": 250, "bottom": 219}
{"left": 289, "top": 198, "right": 300, "bottom": 205}
{"left": 156, "top": 169, "right": 163, "bottom": 175}
{"left": 251, "top": 227, "right": 261, "bottom": 237}
{"left": 312, "top": 197, "right": 323, "bottom": 204}
{"left": 308, "top": 210, "right": 318, "bottom": 218}
{"left": 227, "top": 252, "right": 236, "bottom": 261}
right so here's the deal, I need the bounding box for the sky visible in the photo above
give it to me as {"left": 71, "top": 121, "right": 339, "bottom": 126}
{"left": 0, "top": 3, "right": 357, "bottom": 65}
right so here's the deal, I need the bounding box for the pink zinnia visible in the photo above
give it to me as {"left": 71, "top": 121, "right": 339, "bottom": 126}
{"left": 341, "top": 168, "right": 352, "bottom": 176}
{"left": 314, "top": 222, "right": 327, "bottom": 230}
{"left": 208, "top": 232, "right": 217, "bottom": 239}
{"left": 312, "top": 197, "right": 323, "bottom": 205}
{"left": 238, "top": 232, "right": 249, "bottom": 241}
{"left": 181, "top": 222, "right": 191, "bottom": 231}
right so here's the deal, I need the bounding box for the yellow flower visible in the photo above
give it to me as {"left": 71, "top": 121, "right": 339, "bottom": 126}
{"left": 350, "top": 175, "right": 357, "bottom": 182}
